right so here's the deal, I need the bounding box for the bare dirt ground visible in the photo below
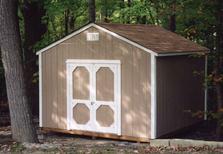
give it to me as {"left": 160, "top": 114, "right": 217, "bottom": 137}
{"left": 1, "top": 126, "right": 223, "bottom": 154}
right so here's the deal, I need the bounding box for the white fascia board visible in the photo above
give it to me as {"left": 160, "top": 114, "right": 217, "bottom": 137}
{"left": 36, "top": 23, "right": 95, "bottom": 55}
{"left": 38, "top": 54, "right": 43, "bottom": 127}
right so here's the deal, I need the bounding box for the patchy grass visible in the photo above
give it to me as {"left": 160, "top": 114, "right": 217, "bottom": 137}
{"left": 11, "top": 143, "right": 25, "bottom": 152}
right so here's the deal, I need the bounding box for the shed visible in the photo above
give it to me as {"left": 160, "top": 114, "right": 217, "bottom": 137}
{"left": 37, "top": 23, "right": 209, "bottom": 142}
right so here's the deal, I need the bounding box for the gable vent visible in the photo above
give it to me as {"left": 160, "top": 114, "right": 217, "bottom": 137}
{"left": 86, "top": 32, "right": 99, "bottom": 41}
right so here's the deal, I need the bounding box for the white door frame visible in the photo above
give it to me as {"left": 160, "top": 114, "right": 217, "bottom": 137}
{"left": 66, "top": 59, "right": 121, "bottom": 135}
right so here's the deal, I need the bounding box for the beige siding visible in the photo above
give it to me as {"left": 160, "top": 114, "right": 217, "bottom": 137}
{"left": 156, "top": 56, "right": 205, "bottom": 137}
{"left": 41, "top": 27, "right": 151, "bottom": 138}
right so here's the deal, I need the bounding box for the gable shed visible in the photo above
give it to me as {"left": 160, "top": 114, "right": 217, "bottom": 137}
{"left": 37, "top": 23, "right": 209, "bottom": 142}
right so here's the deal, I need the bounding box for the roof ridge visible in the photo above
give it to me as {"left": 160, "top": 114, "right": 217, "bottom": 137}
{"left": 96, "top": 22, "right": 159, "bottom": 27}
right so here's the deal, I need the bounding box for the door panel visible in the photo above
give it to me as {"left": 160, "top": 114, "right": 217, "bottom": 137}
{"left": 72, "top": 66, "right": 90, "bottom": 100}
{"left": 96, "top": 67, "right": 114, "bottom": 101}
{"left": 67, "top": 63, "right": 93, "bottom": 131}
{"left": 66, "top": 60, "right": 121, "bottom": 135}
{"left": 73, "top": 103, "right": 90, "bottom": 124}
{"left": 96, "top": 105, "right": 114, "bottom": 127}
{"left": 93, "top": 64, "right": 119, "bottom": 134}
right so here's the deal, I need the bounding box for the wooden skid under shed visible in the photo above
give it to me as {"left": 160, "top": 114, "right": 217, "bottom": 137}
{"left": 41, "top": 127, "right": 150, "bottom": 143}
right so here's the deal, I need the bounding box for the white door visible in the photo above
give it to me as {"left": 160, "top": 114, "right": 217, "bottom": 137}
{"left": 66, "top": 60, "right": 121, "bottom": 135}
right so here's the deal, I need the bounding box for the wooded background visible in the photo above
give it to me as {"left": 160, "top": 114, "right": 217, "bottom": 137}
{"left": 0, "top": 0, "right": 222, "bottom": 141}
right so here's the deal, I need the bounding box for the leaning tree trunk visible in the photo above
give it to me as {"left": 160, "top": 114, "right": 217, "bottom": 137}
{"left": 0, "top": 0, "right": 38, "bottom": 143}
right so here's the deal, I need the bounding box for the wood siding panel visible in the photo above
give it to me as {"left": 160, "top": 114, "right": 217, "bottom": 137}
{"left": 43, "top": 49, "right": 58, "bottom": 128}
{"left": 132, "top": 47, "right": 151, "bottom": 138}
{"left": 112, "top": 38, "right": 133, "bottom": 136}
{"left": 57, "top": 44, "right": 68, "bottom": 129}
{"left": 156, "top": 56, "right": 205, "bottom": 137}
{"left": 41, "top": 27, "right": 151, "bottom": 138}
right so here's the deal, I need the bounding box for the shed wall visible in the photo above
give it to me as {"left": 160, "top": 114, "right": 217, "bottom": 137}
{"left": 41, "top": 27, "right": 151, "bottom": 138}
{"left": 156, "top": 55, "right": 205, "bottom": 137}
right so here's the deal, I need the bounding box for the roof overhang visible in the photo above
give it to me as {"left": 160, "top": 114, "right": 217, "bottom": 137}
{"left": 157, "top": 50, "right": 209, "bottom": 57}
{"left": 36, "top": 23, "right": 209, "bottom": 57}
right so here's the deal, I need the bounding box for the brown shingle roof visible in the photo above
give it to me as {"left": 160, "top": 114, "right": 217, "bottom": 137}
{"left": 97, "top": 23, "right": 209, "bottom": 54}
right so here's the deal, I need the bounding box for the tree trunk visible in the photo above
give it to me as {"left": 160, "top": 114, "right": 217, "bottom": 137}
{"left": 88, "top": 0, "right": 96, "bottom": 23}
{"left": 64, "top": 9, "right": 69, "bottom": 35}
{"left": 169, "top": 14, "right": 176, "bottom": 32}
{"left": 215, "top": 0, "right": 223, "bottom": 139}
{"left": 0, "top": 0, "right": 38, "bottom": 143}
{"left": 127, "top": 0, "right": 131, "bottom": 7}
{"left": 21, "top": 0, "right": 46, "bottom": 116}
{"left": 68, "top": 13, "right": 75, "bottom": 31}
{"left": 127, "top": 0, "right": 131, "bottom": 24}
{"left": 169, "top": 1, "right": 176, "bottom": 32}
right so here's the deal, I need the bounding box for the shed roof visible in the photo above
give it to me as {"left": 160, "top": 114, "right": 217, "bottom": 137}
{"left": 97, "top": 23, "right": 209, "bottom": 54}
{"left": 36, "top": 23, "right": 209, "bottom": 56}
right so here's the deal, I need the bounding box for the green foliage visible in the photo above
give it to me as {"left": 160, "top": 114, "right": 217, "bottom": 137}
{"left": 34, "top": 0, "right": 88, "bottom": 51}
{"left": 112, "top": 0, "right": 159, "bottom": 24}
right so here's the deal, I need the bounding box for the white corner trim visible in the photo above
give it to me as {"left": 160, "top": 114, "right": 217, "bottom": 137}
{"left": 204, "top": 55, "right": 208, "bottom": 120}
{"left": 38, "top": 54, "right": 43, "bottom": 127}
{"left": 36, "top": 23, "right": 94, "bottom": 55}
{"left": 151, "top": 55, "right": 157, "bottom": 139}
{"left": 117, "top": 63, "right": 121, "bottom": 135}
{"left": 66, "top": 63, "right": 72, "bottom": 130}
{"left": 92, "top": 24, "right": 158, "bottom": 56}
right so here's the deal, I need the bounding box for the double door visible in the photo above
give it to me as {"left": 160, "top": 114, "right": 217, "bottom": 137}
{"left": 66, "top": 60, "right": 121, "bottom": 135}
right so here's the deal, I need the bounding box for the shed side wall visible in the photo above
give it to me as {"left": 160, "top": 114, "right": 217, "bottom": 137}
{"left": 156, "top": 55, "right": 205, "bottom": 137}
{"left": 41, "top": 27, "right": 151, "bottom": 138}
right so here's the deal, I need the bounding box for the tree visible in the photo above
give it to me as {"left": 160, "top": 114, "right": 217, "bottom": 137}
{"left": 168, "top": 0, "right": 176, "bottom": 32}
{"left": 21, "top": 0, "right": 47, "bottom": 115}
{"left": 88, "top": 0, "right": 96, "bottom": 22}
{"left": 0, "top": 0, "right": 38, "bottom": 143}
{"left": 214, "top": 0, "right": 223, "bottom": 139}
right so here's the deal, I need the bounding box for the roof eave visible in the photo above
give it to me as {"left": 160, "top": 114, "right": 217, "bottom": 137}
{"left": 36, "top": 23, "right": 209, "bottom": 57}
{"left": 157, "top": 50, "right": 209, "bottom": 57}
{"left": 36, "top": 23, "right": 158, "bottom": 56}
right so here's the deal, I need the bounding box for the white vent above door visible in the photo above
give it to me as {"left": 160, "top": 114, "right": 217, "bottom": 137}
{"left": 86, "top": 32, "right": 99, "bottom": 41}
